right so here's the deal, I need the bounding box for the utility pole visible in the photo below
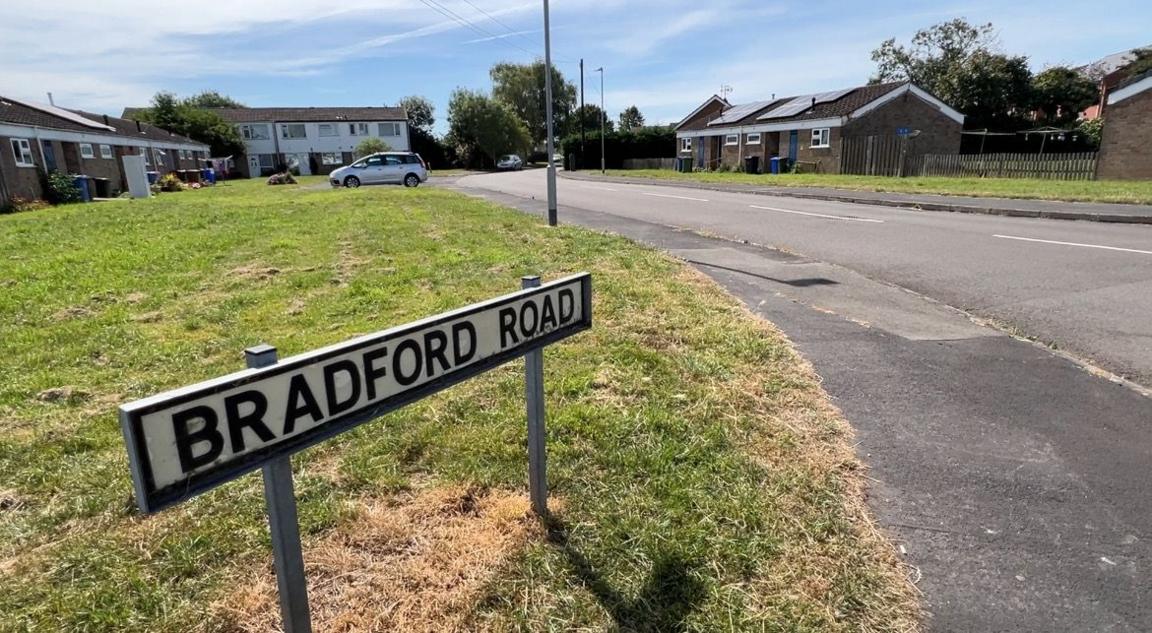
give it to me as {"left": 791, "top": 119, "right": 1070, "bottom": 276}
{"left": 579, "top": 59, "right": 585, "bottom": 171}
{"left": 543, "top": 0, "right": 558, "bottom": 226}
{"left": 595, "top": 67, "right": 605, "bottom": 174}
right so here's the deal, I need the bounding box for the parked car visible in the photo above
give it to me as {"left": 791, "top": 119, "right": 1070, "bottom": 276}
{"left": 496, "top": 154, "right": 523, "bottom": 171}
{"left": 330, "top": 152, "right": 428, "bottom": 188}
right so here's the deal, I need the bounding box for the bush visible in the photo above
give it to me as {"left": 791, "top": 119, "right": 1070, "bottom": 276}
{"left": 41, "top": 171, "right": 83, "bottom": 204}
{"left": 157, "top": 173, "right": 184, "bottom": 192}
{"left": 527, "top": 150, "right": 548, "bottom": 164}
{"left": 559, "top": 126, "right": 676, "bottom": 170}
{"left": 355, "top": 137, "right": 391, "bottom": 157}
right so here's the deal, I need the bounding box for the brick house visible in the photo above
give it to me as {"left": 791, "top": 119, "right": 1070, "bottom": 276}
{"left": 1096, "top": 72, "right": 1152, "bottom": 180}
{"left": 675, "top": 82, "right": 963, "bottom": 174}
{"left": 1, "top": 95, "right": 209, "bottom": 206}
{"left": 125, "top": 106, "right": 411, "bottom": 178}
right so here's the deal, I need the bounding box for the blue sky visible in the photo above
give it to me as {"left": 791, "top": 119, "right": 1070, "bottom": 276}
{"left": 1, "top": 0, "right": 1147, "bottom": 134}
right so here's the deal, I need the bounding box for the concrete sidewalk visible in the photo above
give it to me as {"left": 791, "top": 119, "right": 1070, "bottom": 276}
{"left": 560, "top": 172, "right": 1152, "bottom": 224}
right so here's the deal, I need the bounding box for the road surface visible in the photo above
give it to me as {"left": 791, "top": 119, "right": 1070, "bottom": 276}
{"left": 450, "top": 170, "right": 1152, "bottom": 632}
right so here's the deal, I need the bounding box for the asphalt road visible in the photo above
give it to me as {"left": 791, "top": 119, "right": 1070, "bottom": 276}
{"left": 451, "top": 170, "right": 1152, "bottom": 632}
{"left": 458, "top": 170, "right": 1152, "bottom": 386}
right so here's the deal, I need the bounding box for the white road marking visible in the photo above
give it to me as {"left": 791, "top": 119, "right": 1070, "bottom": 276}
{"left": 640, "top": 192, "right": 710, "bottom": 202}
{"left": 749, "top": 204, "right": 885, "bottom": 223}
{"left": 582, "top": 185, "right": 619, "bottom": 192}
{"left": 993, "top": 234, "right": 1152, "bottom": 256}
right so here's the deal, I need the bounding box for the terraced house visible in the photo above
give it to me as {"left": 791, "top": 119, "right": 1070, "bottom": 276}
{"left": 0, "top": 95, "right": 209, "bottom": 207}
{"left": 203, "top": 106, "right": 410, "bottom": 178}
{"left": 675, "top": 81, "right": 963, "bottom": 174}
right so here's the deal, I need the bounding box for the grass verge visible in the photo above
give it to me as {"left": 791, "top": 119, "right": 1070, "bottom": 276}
{"left": 601, "top": 169, "right": 1152, "bottom": 205}
{"left": 0, "top": 179, "right": 918, "bottom": 631}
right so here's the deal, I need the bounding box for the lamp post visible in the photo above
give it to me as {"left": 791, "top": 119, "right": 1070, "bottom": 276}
{"left": 595, "top": 66, "right": 605, "bottom": 174}
{"left": 543, "top": 0, "right": 557, "bottom": 226}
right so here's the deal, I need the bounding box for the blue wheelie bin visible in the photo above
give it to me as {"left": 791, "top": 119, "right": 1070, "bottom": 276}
{"left": 72, "top": 175, "right": 91, "bottom": 202}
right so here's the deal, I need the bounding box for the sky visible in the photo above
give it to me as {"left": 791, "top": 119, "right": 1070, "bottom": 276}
{"left": 1, "top": 0, "right": 1148, "bottom": 135}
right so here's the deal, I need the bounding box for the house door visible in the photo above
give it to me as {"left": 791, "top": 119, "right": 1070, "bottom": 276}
{"left": 41, "top": 141, "right": 57, "bottom": 172}
{"left": 788, "top": 130, "right": 799, "bottom": 160}
{"left": 696, "top": 142, "right": 705, "bottom": 170}
{"left": 248, "top": 155, "right": 261, "bottom": 178}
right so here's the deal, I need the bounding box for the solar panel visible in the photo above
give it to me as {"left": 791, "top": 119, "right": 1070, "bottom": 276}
{"left": 813, "top": 88, "right": 853, "bottom": 104}
{"left": 707, "top": 100, "right": 775, "bottom": 126}
{"left": 756, "top": 88, "right": 856, "bottom": 120}
{"left": 4, "top": 96, "right": 116, "bottom": 131}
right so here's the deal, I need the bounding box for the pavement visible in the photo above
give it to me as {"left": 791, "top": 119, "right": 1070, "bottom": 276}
{"left": 561, "top": 171, "right": 1152, "bottom": 224}
{"left": 444, "top": 171, "right": 1152, "bottom": 632}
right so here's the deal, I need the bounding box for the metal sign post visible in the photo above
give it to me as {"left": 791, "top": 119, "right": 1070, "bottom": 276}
{"left": 245, "top": 345, "right": 312, "bottom": 633}
{"left": 521, "top": 276, "right": 548, "bottom": 516}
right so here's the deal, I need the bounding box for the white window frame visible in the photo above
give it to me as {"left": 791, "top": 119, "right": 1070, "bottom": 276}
{"left": 99, "top": 144, "right": 113, "bottom": 159}
{"left": 79, "top": 143, "right": 95, "bottom": 159}
{"left": 725, "top": 134, "right": 739, "bottom": 146}
{"left": 154, "top": 148, "right": 165, "bottom": 166}
{"left": 811, "top": 128, "right": 831, "bottom": 149}
{"left": 140, "top": 146, "right": 150, "bottom": 167}
{"left": 321, "top": 152, "right": 343, "bottom": 166}
{"left": 348, "top": 122, "right": 369, "bottom": 136}
{"left": 318, "top": 123, "right": 338, "bottom": 137}
{"left": 378, "top": 122, "right": 400, "bottom": 136}
{"left": 11, "top": 138, "right": 34, "bottom": 167}
{"left": 239, "top": 124, "right": 270, "bottom": 140}
{"left": 680, "top": 137, "right": 692, "bottom": 152}
{"left": 746, "top": 133, "right": 761, "bottom": 145}
{"left": 281, "top": 124, "right": 307, "bottom": 139}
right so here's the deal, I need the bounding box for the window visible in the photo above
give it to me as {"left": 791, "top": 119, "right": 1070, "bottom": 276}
{"left": 811, "top": 128, "right": 831, "bottom": 148}
{"left": 348, "top": 122, "right": 369, "bottom": 136}
{"left": 680, "top": 137, "right": 692, "bottom": 152}
{"left": 321, "top": 152, "right": 343, "bottom": 165}
{"left": 154, "top": 148, "right": 165, "bottom": 166}
{"left": 100, "top": 144, "right": 113, "bottom": 159}
{"left": 281, "top": 124, "right": 307, "bottom": 139}
{"left": 139, "top": 146, "right": 150, "bottom": 167}
{"left": 10, "top": 138, "right": 34, "bottom": 167}
{"left": 318, "top": 123, "right": 338, "bottom": 137}
{"left": 378, "top": 122, "right": 401, "bottom": 136}
{"left": 79, "top": 143, "right": 95, "bottom": 158}
{"left": 403, "top": 154, "right": 422, "bottom": 164}
{"left": 725, "top": 134, "right": 739, "bottom": 145}
{"left": 257, "top": 154, "right": 274, "bottom": 169}
{"left": 239, "top": 124, "right": 270, "bottom": 140}
{"left": 746, "top": 133, "right": 761, "bottom": 145}
{"left": 363, "top": 156, "right": 385, "bottom": 166}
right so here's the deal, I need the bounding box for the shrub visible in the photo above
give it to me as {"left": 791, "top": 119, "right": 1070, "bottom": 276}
{"left": 158, "top": 173, "right": 184, "bottom": 192}
{"left": 1, "top": 196, "right": 51, "bottom": 214}
{"left": 355, "top": 137, "right": 391, "bottom": 157}
{"left": 41, "top": 171, "right": 83, "bottom": 204}
{"left": 559, "top": 126, "right": 676, "bottom": 170}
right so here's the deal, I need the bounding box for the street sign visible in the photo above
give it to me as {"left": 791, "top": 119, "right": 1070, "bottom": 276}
{"left": 896, "top": 127, "right": 911, "bottom": 137}
{"left": 120, "top": 272, "right": 592, "bottom": 514}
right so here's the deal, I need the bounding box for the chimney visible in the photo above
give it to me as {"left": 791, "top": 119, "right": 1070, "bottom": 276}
{"left": 136, "top": 119, "right": 142, "bottom": 133}
{"left": 102, "top": 114, "right": 110, "bottom": 125}
{"left": 811, "top": 97, "right": 816, "bottom": 108}
{"left": 47, "top": 92, "right": 55, "bottom": 106}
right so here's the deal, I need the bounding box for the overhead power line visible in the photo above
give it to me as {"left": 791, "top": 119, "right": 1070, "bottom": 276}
{"left": 457, "top": 0, "right": 539, "bottom": 49}
{"left": 416, "top": 0, "right": 535, "bottom": 57}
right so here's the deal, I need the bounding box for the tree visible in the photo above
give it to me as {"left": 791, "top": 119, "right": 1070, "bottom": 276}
{"left": 618, "top": 105, "right": 645, "bottom": 132}
{"left": 871, "top": 19, "right": 1033, "bottom": 129}
{"left": 134, "top": 91, "right": 245, "bottom": 156}
{"left": 184, "top": 90, "right": 246, "bottom": 109}
{"left": 398, "top": 95, "right": 435, "bottom": 131}
{"left": 355, "top": 137, "right": 391, "bottom": 156}
{"left": 1031, "top": 67, "right": 1098, "bottom": 124}
{"left": 447, "top": 89, "right": 531, "bottom": 168}
{"left": 490, "top": 61, "right": 577, "bottom": 147}
{"left": 572, "top": 104, "right": 613, "bottom": 135}
{"left": 1124, "top": 48, "right": 1152, "bottom": 79}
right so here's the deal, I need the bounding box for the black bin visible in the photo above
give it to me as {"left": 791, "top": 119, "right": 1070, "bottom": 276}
{"left": 744, "top": 155, "right": 760, "bottom": 174}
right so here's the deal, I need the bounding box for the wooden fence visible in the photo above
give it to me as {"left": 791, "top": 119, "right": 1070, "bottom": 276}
{"left": 622, "top": 157, "right": 676, "bottom": 170}
{"left": 918, "top": 152, "right": 1098, "bottom": 180}
{"left": 839, "top": 135, "right": 910, "bottom": 177}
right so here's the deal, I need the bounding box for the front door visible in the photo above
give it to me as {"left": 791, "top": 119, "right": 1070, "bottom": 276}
{"left": 248, "top": 155, "right": 261, "bottom": 178}
{"left": 788, "top": 130, "right": 799, "bottom": 160}
{"left": 41, "top": 141, "right": 57, "bottom": 172}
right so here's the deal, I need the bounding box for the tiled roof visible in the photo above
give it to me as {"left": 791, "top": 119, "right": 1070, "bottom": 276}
{"left": 0, "top": 95, "right": 206, "bottom": 147}
{"left": 0, "top": 97, "right": 103, "bottom": 133}
{"left": 678, "top": 81, "right": 907, "bottom": 130}
{"left": 125, "top": 106, "right": 408, "bottom": 123}
{"left": 70, "top": 110, "right": 206, "bottom": 147}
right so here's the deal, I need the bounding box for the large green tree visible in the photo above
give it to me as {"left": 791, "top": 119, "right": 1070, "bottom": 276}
{"left": 447, "top": 89, "right": 531, "bottom": 168}
{"left": 134, "top": 92, "right": 246, "bottom": 156}
{"left": 398, "top": 95, "right": 435, "bottom": 130}
{"left": 1031, "top": 66, "right": 1098, "bottom": 124}
{"left": 1123, "top": 47, "right": 1152, "bottom": 79}
{"left": 618, "top": 105, "right": 645, "bottom": 132}
{"left": 490, "top": 61, "right": 577, "bottom": 147}
{"left": 184, "top": 90, "right": 246, "bottom": 109}
{"left": 871, "top": 19, "right": 1033, "bottom": 128}
{"left": 572, "top": 104, "right": 613, "bottom": 135}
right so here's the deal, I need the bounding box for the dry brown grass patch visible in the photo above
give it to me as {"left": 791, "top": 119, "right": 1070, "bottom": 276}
{"left": 206, "top": 486, "right": 545, "bottom": 632}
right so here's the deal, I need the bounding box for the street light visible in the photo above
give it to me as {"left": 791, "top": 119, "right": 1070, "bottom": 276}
{"left": 595, "top": 66, "right": 605, "bottom": 174}
{"left": 542, "top": 0, "right": 558, "bottom": 226}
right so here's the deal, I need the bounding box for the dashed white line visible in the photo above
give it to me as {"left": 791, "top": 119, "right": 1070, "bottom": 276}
{"left": 640, "top": 192, "right": 710, "bottom": 202}
{"left": 749, "top": 204, "right": 885, "bottom": 223}
{"left": 582, "top": 185, "right": 619, "bottom": 192}
{"left": 993, "top": 234, "right": 1152, "bottom": 255}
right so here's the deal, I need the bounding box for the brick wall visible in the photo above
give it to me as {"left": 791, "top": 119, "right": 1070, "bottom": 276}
{"left": 843, "top": 91, "right": 961, "bottom": 165}
{"left": 790, "top": 126, "right": 842, "bottom": 173}
{"left": 1097, "top": 88, "right": 1152, "bottom": 180}
{"left": 0, "top": 134, "right": 44, "bottom": 200}
{"left": 74, "top": 142, "right": 124, "bottom": 196}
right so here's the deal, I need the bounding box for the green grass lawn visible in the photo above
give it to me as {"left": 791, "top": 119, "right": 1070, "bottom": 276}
{"left": 0, "top": 180, "right": 916, "bottom": 631}
{"left": 602, "top": 169, "right": 1152, "bottom": 205}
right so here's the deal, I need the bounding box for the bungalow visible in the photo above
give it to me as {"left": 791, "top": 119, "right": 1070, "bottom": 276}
{"left": 675, "top": 81, "right": 963, "bottom": 174}
{"left": 124, "top": 106, "right": 411, "bottom": 178}
{"left": 1, "top": 95, "right": 209, "bottom": 206}
{"left": 1096, "top": 71, "right": 1152, "bottom": 180}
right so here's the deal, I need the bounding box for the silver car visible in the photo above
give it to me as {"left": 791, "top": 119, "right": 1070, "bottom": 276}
{"left": 330, "top": 152, "right": 428, "bottom": 188}
{"left": 497, "top": 154, "right": 523, "bottom": 170}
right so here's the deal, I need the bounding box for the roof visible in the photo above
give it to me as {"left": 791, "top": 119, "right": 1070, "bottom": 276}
{"left": 678, "top": 82, "right": 907, "bottom": 131}
{"left": 1107, "top": 70, "right": 1152, "bottom": 105}
{"left": 124, "top": 106, "right": 408, "bottom": 123}
{"left": 1077, "top": 45, "right": 1149, "bottom": 77}
{"left": 673, "top": 95, "right": 730, "bottom": 129}
{"left": 0, "top": 95, "right": 207, "bottom": 148}
{"left": 69, "top": 110, "right": 205, "bottom": 147}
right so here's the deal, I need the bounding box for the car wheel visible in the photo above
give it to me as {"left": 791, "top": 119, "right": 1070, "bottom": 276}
{"left": 344, "top": 176, "right": 360, "bottom": 188}
{"left": 404, "top": 173, "right": 420, "bottom": 188}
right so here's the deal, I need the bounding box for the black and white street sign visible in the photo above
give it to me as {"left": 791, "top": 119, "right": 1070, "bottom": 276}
{"left": 120, "top": 273, "right": 592, "bottom": 513}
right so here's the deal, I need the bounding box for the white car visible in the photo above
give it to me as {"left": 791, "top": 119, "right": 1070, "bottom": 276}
{"left": 330, "top": 152, "right": 428, "bottom": 188}
{"left": 496, "top": 154, "right": 523, "bottom": 171}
